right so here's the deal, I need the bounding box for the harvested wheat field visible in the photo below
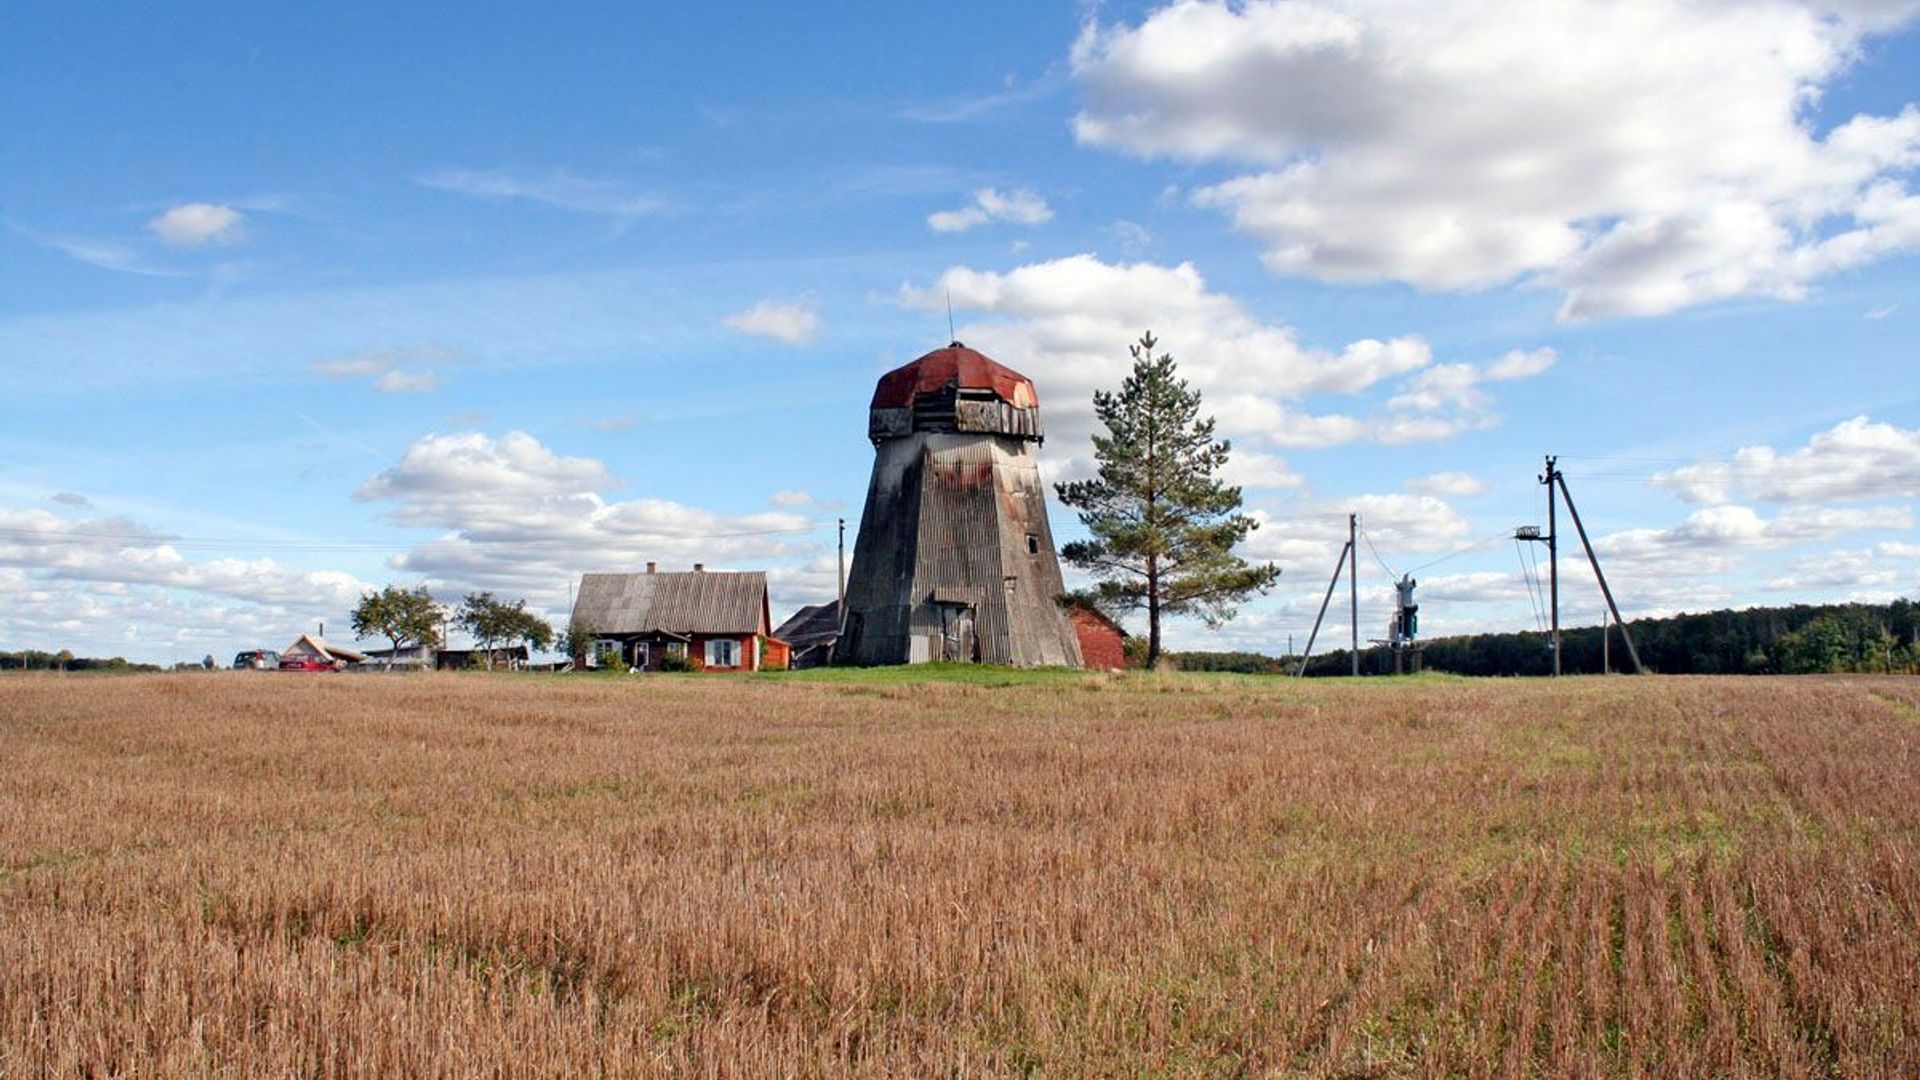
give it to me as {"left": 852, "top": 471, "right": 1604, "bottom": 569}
{"left": 3, "top": 671, "right": 1918, "bottom": 1077}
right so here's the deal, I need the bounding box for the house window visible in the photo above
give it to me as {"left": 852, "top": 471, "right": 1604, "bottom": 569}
{"left": 705, "top": 638, "right": 741, "bottom": 667}
{"left": 592, "top": 639, "right": 622, "bottom": 668}
{"left": 1026, "top": 533, "right": 1040, "bottom": 554}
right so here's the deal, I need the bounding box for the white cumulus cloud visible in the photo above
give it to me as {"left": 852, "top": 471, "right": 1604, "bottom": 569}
{"left": 355, "top": 431, "right": 820, "bottom": 612}
{"left": 904, "top": 255, "right": 1553, "bottom": 455}
{"left": 1407, "top": 472, "right": 1489, "bottom": 498}
{"left": 1654, "top": 415, "right": 1920, "bottom": 504}
{"left": 1072, "top": 0, "right": 1920, "bottom": 320}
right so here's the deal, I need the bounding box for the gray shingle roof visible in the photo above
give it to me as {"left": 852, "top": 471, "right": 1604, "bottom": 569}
{"left": 571, "top": 571, "right": 768, "bottom": 636}
{"left": 773, "top": 600, "right": 841, "bottom": 649}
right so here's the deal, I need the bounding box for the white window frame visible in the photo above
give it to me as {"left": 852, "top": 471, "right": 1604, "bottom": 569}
{"left": 633, "top": 642, "right": 650, "bottom": 670}
{"left": 592, "top": 639, "right": 622, "bottom": 668}
{"left": 705, "top": 637, "right": 740, "bottom": 668}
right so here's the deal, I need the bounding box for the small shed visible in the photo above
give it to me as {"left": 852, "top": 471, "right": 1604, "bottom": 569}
{"left": 571, "top": 565, "right": 786, "bottom": 672}
{"left": 773, "top": 600, "right": 842, "bottom": 669}
{"left": 434, "top": 646, "right": 531, "bottom": 671}
{"left": 1065, "top": 604, "right": 1128, "bottom": 672}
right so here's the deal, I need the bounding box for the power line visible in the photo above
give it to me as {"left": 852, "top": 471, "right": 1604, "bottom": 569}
{"left": 1515, "top": 538, "right": 1546, "bottom": 632}
{"left": 1404, "top": 528, "right": 1513, "bottom": 575}
{"left": 1359, "top": 527, "right": 1398, "bottom": 578}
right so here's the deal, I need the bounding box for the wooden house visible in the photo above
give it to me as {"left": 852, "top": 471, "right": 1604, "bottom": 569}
{"left": 570, "top": 565, "right": 787, "bottom": 672}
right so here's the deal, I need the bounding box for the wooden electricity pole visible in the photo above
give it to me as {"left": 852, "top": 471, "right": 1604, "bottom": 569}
{"left": 1296, "top": 523, "right": 1355, "bottom": 677}
{"left": 1543, "top": 455, "right": 1560, "bottom": 676}
{"left": 837, "top": 517, "right": 848, "bottom": 634}
{"left": 1348, "top": 512, "right": 1359, "bottom": 676}
{"left": 1553, "top": 469, "right": 1645, "bottom": 674}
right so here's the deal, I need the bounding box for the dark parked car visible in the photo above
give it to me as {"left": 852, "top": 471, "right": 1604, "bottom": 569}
{"left": 232, "top": 649, "right": 281, "bottom": 670}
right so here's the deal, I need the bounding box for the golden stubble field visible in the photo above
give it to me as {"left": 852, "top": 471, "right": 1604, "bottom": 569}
{"left": 2, "top": 671, "right": 1917, "bottom": 1078}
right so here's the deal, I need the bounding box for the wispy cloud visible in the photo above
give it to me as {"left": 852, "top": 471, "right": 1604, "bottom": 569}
{"left": 833, "top": 164, "right": 978, "bottom": 199}
{"left": 582, "top": 414, "right": 643, "bottom": 432}
{"left": 415, "top": 168, "right": 671, "bottom": 219}
{"left": 313, "top": 345, "right": 457, "bottom": 394}
{"left": 928, "top": 188, "right": 1053, "bottom": 233}
{"left": 148, "top": 202, "right": 245, "bottom": 247}
{"left": 899, "top": 71, "right": 1064, "bottom": 123}
{"left": 725, "top": 299, "right": 820, "bottom": 345}
{"left": 7, "top": 221, "right": 191, "bottom": 278}
{"left": 1866, "top": 302, "right": 1900, "bottom": 320}
{"left": 372, "top": 369, "right": 440, "bottom": 394}
{"left": 1107, "top": 219, "right": 1153, "bottom": 255}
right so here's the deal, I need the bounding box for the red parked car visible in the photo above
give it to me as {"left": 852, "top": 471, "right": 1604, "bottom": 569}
{"left": 277, "top": 654, "right": 341, "bottom": 672}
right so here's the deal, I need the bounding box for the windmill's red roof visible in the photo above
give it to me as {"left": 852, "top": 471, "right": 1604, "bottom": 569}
{"left": 871, "top": 343, "right": 1037, "bottom": 410}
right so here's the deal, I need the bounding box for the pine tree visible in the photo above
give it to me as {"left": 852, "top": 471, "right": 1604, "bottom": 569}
{"left": 1056, "top": 332, "right": 1280, "bottom": 668}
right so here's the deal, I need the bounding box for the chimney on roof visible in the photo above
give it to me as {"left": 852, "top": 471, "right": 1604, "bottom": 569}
{"left": 646, "top": 561, "right": 657, "bottom": 574}
{"left": 693, "top": 563, "right": 705, "bottom": 573}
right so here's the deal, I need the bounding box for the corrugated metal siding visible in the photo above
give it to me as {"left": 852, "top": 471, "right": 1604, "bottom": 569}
{"left": 572, "top": 571, "right": 767, "bottom": 635}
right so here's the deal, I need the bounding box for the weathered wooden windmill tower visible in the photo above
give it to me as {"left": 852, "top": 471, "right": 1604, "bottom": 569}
{"left": 833, "top": 342, "right": 1083, "bottom": 667}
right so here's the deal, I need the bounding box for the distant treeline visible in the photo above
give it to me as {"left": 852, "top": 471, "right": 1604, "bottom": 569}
{"left": 0, "top": 650, "right": 162, "bottom": 673}
{"left": 1163, "top": 649, "right": 1295, "bottom": 674}
{"left": 1168, "top": 599, "right": 1920, "bottom": 677}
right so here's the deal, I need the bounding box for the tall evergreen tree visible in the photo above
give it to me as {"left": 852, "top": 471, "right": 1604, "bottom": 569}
{"left": 1056, "top": 332, "right": 1280, "bottom": 667}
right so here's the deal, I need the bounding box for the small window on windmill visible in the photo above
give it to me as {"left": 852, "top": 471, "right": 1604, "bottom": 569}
{"left": 1026, "top": 533, "right": 1040, "bottom": 554}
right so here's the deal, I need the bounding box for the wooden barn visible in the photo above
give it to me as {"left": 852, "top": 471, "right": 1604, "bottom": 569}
{"left": 570, "top": 565, "right": 788, "bottom": 672}
{"left": 773, "top": 600, "right": 842, "bottom": 669}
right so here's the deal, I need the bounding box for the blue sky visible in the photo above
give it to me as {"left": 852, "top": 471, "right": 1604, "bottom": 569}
{"left": 4, "top": 0, "right": 1919, "bottom": 663}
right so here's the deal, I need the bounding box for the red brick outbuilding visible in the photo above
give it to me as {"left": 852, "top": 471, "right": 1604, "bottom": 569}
{"left": 1067, "top": 604, "right": 1128, "bottom": 672}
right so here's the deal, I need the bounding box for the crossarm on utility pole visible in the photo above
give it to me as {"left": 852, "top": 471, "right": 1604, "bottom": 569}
{"left": 1297, "top": 541, "right": 1351, "bottom": 677}
{"left": 1555, "top": 474, "right": 1645, "bottom": 674}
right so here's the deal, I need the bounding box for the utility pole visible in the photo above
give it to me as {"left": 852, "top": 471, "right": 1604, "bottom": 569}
{"left": 836, "top": 517, "right": 847, "bottom": 609}
{"left": 836, "top": 517, "right": 849, "bottom": 636}
{"left": 1348, "top": 512, "right": 1359, "bottom": 676}
{"left": 1296, "top": 526, "right": 1354, "bottom": 677}
{"left": 1554, "top": 469, "right": 1645, "bottom": 674}
{"left": 1542, "top": 455, "right": 1561, "bottom": 676}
